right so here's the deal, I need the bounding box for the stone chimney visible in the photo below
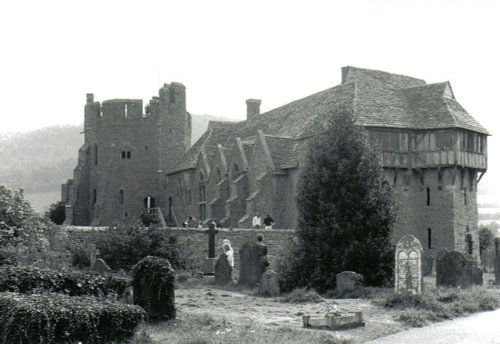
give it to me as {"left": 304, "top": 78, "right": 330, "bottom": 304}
{"left": 246, "top": 99, "right": 261, "bottom": 121}
{"left": 86, "top": 93, "right": 94, "bottom": 104}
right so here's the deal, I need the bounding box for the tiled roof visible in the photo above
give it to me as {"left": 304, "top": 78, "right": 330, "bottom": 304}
{"left": 170, "top": 66, "right": 488, "bottom": 174}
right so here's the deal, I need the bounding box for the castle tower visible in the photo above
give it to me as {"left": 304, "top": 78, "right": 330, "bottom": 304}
{"left": 63, "top": 83, "right": 190, "bottom": 225}
{"left": 368, "top": 128, "right": 487, "bottom": 261}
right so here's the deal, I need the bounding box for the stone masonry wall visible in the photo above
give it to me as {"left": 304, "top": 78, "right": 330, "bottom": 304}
{"left": 170, "top": 228, "right": 295, "bottom": 277}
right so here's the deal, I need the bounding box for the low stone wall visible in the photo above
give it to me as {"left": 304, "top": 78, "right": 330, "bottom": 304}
{"left": 170, "top": 228, "right": 296, "bottom": 276}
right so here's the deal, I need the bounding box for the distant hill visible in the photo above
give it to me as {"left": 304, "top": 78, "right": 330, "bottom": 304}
{"left": 0, "top": 114, "right": 236, "bottom": 210}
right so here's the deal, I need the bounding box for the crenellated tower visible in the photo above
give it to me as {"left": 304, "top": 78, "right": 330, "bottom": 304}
{"left": 63, "top": 83, "right": 191, "bottom": 225}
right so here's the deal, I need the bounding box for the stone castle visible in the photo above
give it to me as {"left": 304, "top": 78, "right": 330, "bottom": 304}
{"left": 62, "top": 66, "right": 488, "bottom": 259}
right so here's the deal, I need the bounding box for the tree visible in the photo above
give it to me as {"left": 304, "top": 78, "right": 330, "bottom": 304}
{"left": 0, "top": 185, "right": 51, "bottom": 265}
{"left": 281, "top": 109, "right": 396, "bottom": 292}
{"left": 46, "top": 201, "right": 66, "bottom": 225}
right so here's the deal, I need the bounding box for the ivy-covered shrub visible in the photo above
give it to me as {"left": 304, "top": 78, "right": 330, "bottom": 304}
{"left": 131, "top": 256, "right": 176, "bottom": 322}
{"left": 0, "top": 266, "right": 127, "bottom": 298}
{"left": 0, "top": 292, "right": 145, "bottom": 344}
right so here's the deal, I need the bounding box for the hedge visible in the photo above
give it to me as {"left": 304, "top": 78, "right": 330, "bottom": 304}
{"left": 0, "top": 292, "right": 145, "bottom": 344}
{"left": 0, "top": 266, "right": 127, "bottom": 297}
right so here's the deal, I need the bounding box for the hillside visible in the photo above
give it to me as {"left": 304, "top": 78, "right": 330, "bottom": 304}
{"left": 0, "top": 114, "right": 236, "bottom": 210}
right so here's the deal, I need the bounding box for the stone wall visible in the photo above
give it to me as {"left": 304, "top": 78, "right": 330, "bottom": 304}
{"left": 170, "top": 228, "right": 296, "bottom": 276}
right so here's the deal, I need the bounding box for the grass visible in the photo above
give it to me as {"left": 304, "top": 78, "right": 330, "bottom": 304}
{"left": 383, "top": 286, "right": 500, "bottom": 327}
{"left": 141, "top": 313, "right": 353, "bottom": 344}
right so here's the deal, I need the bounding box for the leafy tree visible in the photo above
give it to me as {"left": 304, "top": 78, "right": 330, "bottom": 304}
{"left": 0, "top": 185, "right": 52, "bottom": 265}
{"left": 281, "top": 109, "right": 396, "bottom": 292}
{"left": 46, "top": 201, "right": 66, "bottom": 225}
{"left": 479, "top": 225, "right": 495, "bottom": 256}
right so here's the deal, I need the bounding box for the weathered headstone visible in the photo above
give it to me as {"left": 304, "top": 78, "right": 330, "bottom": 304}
{"left": 422, "top": 253, "right": 434, "bottom": 276}
{"left": 258, "top": 269, "right": 280, "bottom": 296}
{"left": 89, "top": 244, "right": 97, "bottom": 270}
{"left": 93, "top": 258, "right": 112, "bottom": 275}
{"left": 395, "top": 235, "right": 423, "bottom": 294}
{"left": 239, "top": 242, "right": 267, "bottom": 288}
{"left": 214, "top": 253, "right": 232, "bottom": 285}
{"left": 436, "top": 251, "right": 473, "bottom": 288}
{"left": 495, "top": 238, "right": 500, "bottom": 285}
{"left": 471, "top": 266, "right": 483, "bottom": 286}
{"left": 434, "top": 248, "right": 449, "bottom": 274}
{"left": 336, "top": 271, "right": 363, "bottom": 294}
{"left": 131, "top": 256, "right": 175, "bottom": 321}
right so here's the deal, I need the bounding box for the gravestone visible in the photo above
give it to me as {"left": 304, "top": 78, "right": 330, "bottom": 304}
{"left": 336, "top": 271, "right": 363, "bottom": 294}
{"left": 214, "top": 253, "right": 232, "bottom": 285}
{"left": 495, "top": 238, "right": 500, "bottom": 285}
{"left": 436, "top": 251, "right": 473, "bottom": 288}
{"left": 422, "top": 253, "right": 434, "bottom": 276}
{"left": 239, "top": 242, "right": 267, "bottom": 288}
{"left": 258, "top": 270, "right": 280, "bottom": 296}
{"left": 471, "top": 266, "right": 483, "bottom": 286}
{"left": 93, "top": 258, "right": 112, "bottom": 275}
{"left": 89, "top": 244, "right": 97, "bottom": 270}
{"left": 434, "top": 248, "right": 449, "bottom": 274}
{"left": 395, "top": 235, "right": 423, "bottom": 294}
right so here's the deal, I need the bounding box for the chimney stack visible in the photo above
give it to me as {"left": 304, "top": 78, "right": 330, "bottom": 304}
{"left": 246, "top": 99, "right": 261, "bottom": 121}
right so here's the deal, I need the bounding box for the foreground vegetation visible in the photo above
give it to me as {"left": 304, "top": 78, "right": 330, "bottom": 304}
{"left": 143, "top": 313, "right": 353, "bottom": 344}
{"left": 384, "top": 286, "right": 500, "bottom": 327}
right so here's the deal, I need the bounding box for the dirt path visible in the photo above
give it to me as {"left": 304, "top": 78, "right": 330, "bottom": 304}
{"left": 175, "top": 286, "right": 407, "bottom": 343}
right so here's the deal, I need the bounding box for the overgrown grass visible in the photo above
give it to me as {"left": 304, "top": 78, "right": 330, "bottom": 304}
{"left": 383, "top": 286, "right": 500, "bottom": 327}
{"left": 280, "top": 287, "right": 324, "bottom": 303}
{"left": 144, "top": 313, "right": 352, "bottom": 344}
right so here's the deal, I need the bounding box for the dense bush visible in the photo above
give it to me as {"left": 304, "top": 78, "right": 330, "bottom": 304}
{"left": 0, "top": 266, "right": 127, "bottom": 298}
{"left": 66, "top": 225, "right": 193, "bottom": 272}
{"left": 280, "top": 110, "right": 395, "bottom": 292}
{"left": 0, "top": 292, "right": 145, "bottom": 344}
{"left": 131, "top": 256, "right": 176, "bottom": 322}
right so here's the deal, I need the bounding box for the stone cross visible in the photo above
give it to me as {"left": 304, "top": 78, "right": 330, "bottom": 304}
{"left": 395, "top": 234, "right": 423, "bottom": 294}
{"left": 205, "top": 222, "right": 219, "bottom": 258}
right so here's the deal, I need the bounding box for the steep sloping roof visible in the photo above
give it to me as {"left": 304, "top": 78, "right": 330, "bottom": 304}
{"left": 345, "top": 66, "right": 488, "bottom": 134}
{"left": 170, "top": 66, "right": 488, "bottom": 174}
{"left": 264, "top": 135, "right": 300, "bottom": 169}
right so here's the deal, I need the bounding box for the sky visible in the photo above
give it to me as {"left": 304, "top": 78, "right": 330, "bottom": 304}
{"left": 1, "top": 0, "right": 499, "bottom": 195}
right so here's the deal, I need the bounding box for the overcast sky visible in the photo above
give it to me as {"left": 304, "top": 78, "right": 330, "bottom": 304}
{"left": 1, "top": 0, "right": 499, "bottom": 194}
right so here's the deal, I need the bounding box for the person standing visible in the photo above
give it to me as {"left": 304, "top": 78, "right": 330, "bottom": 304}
{"left": 263, "top": 214, "right": 274, "bottom": 230}
{"left": 252, "top": 213, "right": 262, "bottom": 229}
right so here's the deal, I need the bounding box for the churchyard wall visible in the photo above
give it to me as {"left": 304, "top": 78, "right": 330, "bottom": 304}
{"left": 170, "top": 228, "right": 295, "bottom": 276}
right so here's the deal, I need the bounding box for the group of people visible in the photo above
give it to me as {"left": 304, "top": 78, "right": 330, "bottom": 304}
{"left": 252, "top": 213, "right": 274, "bottom": 230}
{"left": 182, "top": 214, "right": 275, "bottom": 230}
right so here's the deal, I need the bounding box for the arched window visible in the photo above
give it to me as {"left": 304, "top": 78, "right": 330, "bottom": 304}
{"left": 93, "top": 189, "right": 97, "bottom": 204}
{"left": 216, "top": 168, "right": 221, "bottom": 182}
{"left": 465, "top": 234, "right": 473, "bottom": 255}
{"left": 200, "top": 172, "right": 204, "bottom": 181}
{"left": 426, "top": 187, "right": 430, "bottom": 206}
{"left": 427, "top": 228, "right": 432, "bottom": 249}
{"left": 94, "top": 144, "right": 98, "bottom": 165}
{"left": 119, "top": 189, "right": 124, "bottom": 205}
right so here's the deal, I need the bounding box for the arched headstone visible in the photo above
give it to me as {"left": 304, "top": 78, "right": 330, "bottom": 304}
{"left": 395, "top": 235, "right": 423, "bottom": 294}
